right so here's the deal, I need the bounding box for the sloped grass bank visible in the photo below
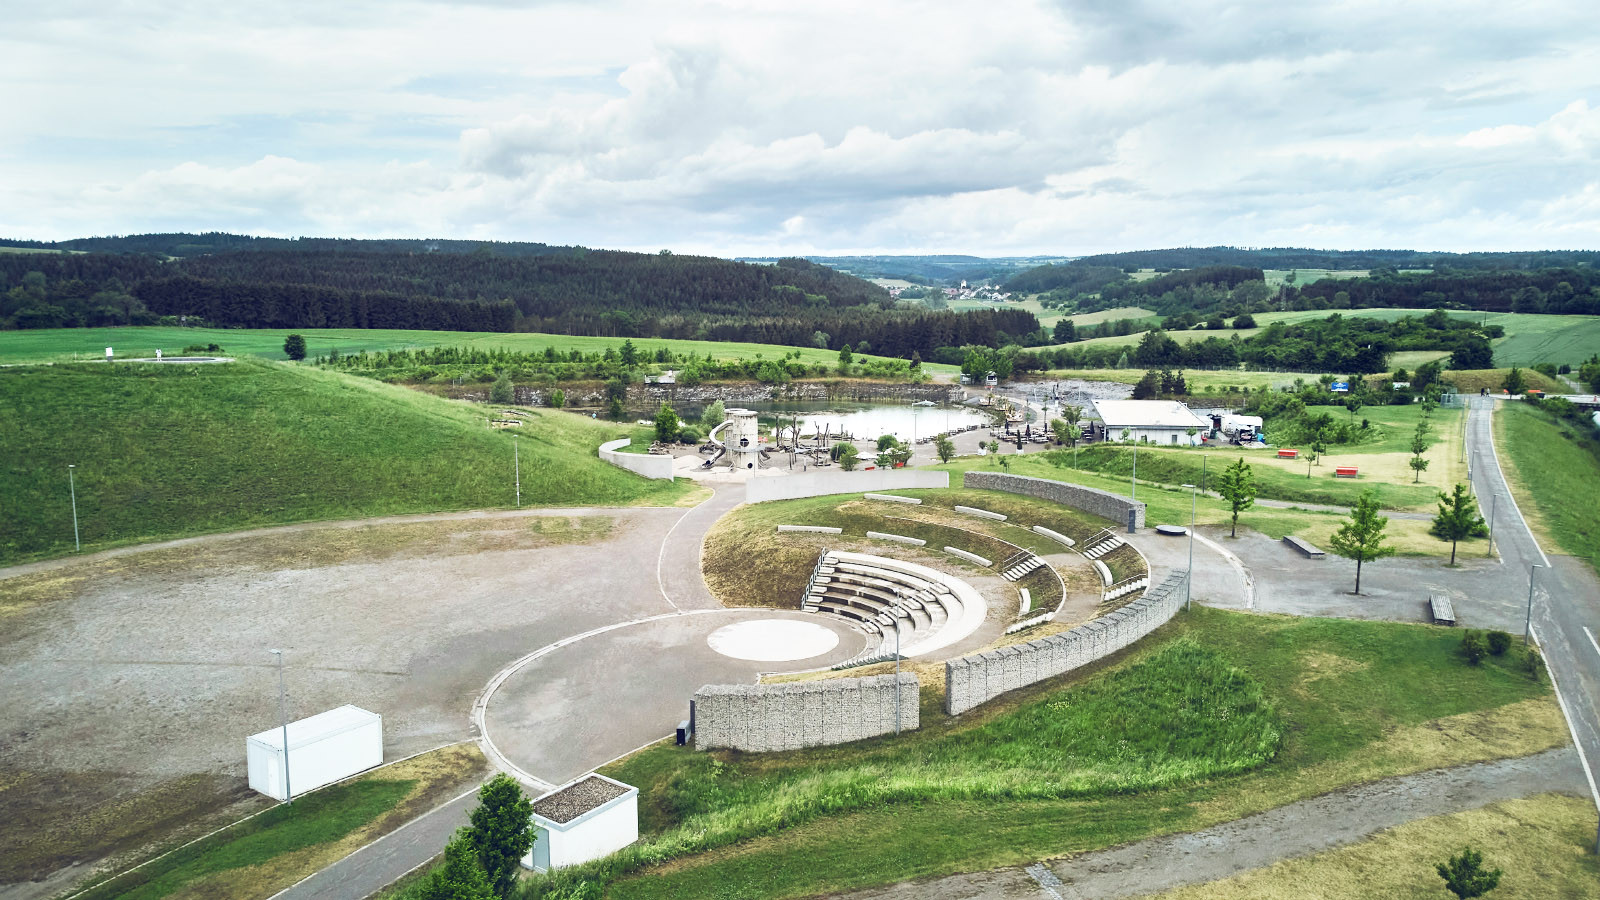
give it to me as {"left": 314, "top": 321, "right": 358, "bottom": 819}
{"left": 1497, "top": 402, "right": 1600, "bottom": 574}
{"left": 507, "top": 608, "right": 1559, "bottom": 899}
{"left": 0, "top": 360, "right": 690, "bottom": 563}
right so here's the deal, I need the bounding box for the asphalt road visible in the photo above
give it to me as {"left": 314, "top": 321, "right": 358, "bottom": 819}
{"left": 1467, "top": 396, "right": 1600, "bottom": 827}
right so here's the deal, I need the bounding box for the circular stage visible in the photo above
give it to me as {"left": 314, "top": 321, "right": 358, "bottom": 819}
{"left": 707, "top": 619, "right": 841, "bottom": 662}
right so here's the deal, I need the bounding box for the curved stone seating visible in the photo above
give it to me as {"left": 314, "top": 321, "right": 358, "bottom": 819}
{"left": 805, "top": 550, "right": 988, "bottom": 660}
{"left": 1081, "top": 529, "right": 1125, "bottom": 560}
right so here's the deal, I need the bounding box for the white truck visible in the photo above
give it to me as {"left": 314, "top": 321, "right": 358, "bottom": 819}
{"left": 1210, "top": 413, "right": 1264, "bottom": 444}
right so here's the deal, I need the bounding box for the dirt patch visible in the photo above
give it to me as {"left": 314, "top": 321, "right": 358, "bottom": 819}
{"left": 1293, "top": 651, "right": 1371, "bottom": 696}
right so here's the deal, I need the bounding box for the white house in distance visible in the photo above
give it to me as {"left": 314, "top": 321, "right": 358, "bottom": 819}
{"left": 1091, "top": 399, "right": 1209, "bottom": 446}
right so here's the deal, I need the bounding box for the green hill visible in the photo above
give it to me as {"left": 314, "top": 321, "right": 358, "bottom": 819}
{"left": 0, "top": 360, "right": 690, "bottom": 564}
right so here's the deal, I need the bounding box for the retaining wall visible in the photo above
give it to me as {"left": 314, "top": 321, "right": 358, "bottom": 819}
{"left": 597, "top": 439, "right": 676, "bottom": 480}
{"left": 944, "top": 572, "right": 1187, "bottom": 715}
{"left": 746, "top": 469, "right": 949, "bottom": 504}
{"left": 693, "top": 674, "right": 920, "bottom": 752}
{"left": 964, "top": 471, "right": 1145, "bottom": 529}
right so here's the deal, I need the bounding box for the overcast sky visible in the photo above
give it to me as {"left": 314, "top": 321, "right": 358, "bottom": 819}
{"left": 3, "top": 1, "right": 1597, "bottom": 256}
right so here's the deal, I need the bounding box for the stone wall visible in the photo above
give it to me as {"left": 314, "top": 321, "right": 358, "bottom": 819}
{"left": 693, "top": 674, "right": 920, "bottom": 752}
{"left": 597, "top": 438, "right": 675, "bottom": 480}
{"left": 746, "top": 469, "right": 949, "bottom": 503}
{"left": 963, "top": 471, "right": 1145, "bottom": 529}
{"left": 944, "top": 572, "right": 1187, "bottom": 715}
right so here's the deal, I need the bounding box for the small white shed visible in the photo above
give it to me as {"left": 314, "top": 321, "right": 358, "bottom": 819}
{"left": 246, "top": 705, "right": 383, "bottom": 801}
{"left": 521, "top": 773, "right": 639, "bottom": 872}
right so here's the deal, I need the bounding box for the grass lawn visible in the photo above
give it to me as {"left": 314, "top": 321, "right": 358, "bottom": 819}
{"left": 1134, "top": 793, "right": 1599, "bottom": 900}
{"left": 1442, "top": 367, "right": 1564, "bottom": 395}
{"left": 0, "top": 326, "right": 958, "bottom": 373}
{"left": 519, "top": 607, "right": 1563, "bottom": 899}
{"left": 1496, "top": 403, "right": 1600, "bottom": 575}
{"left": 72, "top": 743, "right": 488, "bottom": 900}
{"left": 0, "top": 360, "right": 692, "bottom": 564}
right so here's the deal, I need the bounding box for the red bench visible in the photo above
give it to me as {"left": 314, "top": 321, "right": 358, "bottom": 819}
{"left": 1335, "top": 466, "right": 1359, "bottom": 478}
{"left": 1277, "top": 449, "right": 1298, "bottom": 459}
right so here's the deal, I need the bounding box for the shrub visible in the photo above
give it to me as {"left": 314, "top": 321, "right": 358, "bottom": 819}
{"left": 1485, "top": 630, "right": 1511, "bottom": 656}
{"left": 489, "top": 373, "right": 514, "bottom": 404}
{"left": 282, "top": 333, "right": 307, "bottom": 361}
{"left": 1460, "top": 630, "right": 1486, "bottom": 665}
{"left": 1522, "top": 647, "right": 1545, "bottom": 682}
{"left": 548, "top": 389, "right": 566, "bottom": 409}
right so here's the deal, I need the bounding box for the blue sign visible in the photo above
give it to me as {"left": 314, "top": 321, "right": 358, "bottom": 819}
{"left": 1330, "top": 382, "right": 1349, "bottom": 392}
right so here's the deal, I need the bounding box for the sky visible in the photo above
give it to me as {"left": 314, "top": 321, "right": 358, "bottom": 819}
{"left": 3, "top": 0, "right": 1598, "bottom": 257}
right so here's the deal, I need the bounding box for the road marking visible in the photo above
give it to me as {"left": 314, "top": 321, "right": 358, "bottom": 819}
{"left": 1585, "top": 626, "right": 1600, "bottom": 660}
{"left": 1025, "top": 863, "right": 1066, "bottom": 899}
{"left": 1532, "top": 626, "right": 1600, "bottom": 812}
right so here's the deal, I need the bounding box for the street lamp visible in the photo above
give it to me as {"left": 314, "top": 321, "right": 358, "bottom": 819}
{"left": 1524, "top": 564, "right": 1544, "bottom": 646}
{"left": 893, "top": 606, "right": 903, "bottom": 736}
{"left": 67, "top": 464, "right": 80, "bottom": 553}
{"left": 514, "top": 435, "right": 521, "bottom": 509}
{"left": 1182, "top": 484, "right": 1197, "bottom": 610}
{"left": 1131, "top": 440, "right": 1138, "bottom": 501}
{"left": 1486, "top": 488, "right": 1498, "bottom": 558}
{"left": 268, "top": 649, "right": 292, "bottom": 804}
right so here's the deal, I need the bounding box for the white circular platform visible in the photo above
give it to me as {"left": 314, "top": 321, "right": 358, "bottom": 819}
{"left": 707, "top": 619, "right": 840, "bottom": 662}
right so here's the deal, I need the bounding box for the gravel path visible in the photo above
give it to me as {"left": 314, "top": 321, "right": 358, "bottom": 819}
{"left": 833, "top": 747, "right": 1588, "bottom": 899}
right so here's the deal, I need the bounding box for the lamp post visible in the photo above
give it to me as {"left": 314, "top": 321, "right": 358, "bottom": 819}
{"left": 268, "top": 649, "right": 292, "bottom": 804}
{"left": 1131, "top": 440, "right": 1138, "bottom": 501}
{"left": 1524, "top": 564, "right": 1544, "bottom": 646}
{"left": 893, "top": 608, "right": 903, "bottom": 736}
{"left": 1486, "top": 489, "right": 1498, "bottom": 558}
{"left": 67, "top": 464, "right": 80, "bottom": 553}
{"left": 1182, "top": 483, "right": 1197, "bottom": 610}
{"left": 514, "top": 435, "right": 521, "bottom": 509}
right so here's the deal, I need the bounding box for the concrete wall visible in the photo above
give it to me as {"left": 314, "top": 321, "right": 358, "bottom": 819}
{"left": 746, "top": 469, "right": 949, "bottom": 504}
{"left": 598, "top": 438, "right": 675, "bottom": 480}
{"left": 944, "top": 572, "right": 1187, "bottom": 715}
{"left": 693, "top": 674, "right": 920, "bottom": 752}
{"left": 964, "top": 471, "right": 1145, "bottom": 529}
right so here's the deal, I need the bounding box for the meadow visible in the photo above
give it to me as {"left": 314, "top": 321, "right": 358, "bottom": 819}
{"left": 511, "top": 607, "right": 1560, "bottom": 899}
{"left": 1497, "top": 402, "right": 1600, "bottom": 574}
{"left": 0, "top": 360, "right": 692, "bottom": 563}
{"left": 0, "top": 326, "right": 959, "bottom": 373}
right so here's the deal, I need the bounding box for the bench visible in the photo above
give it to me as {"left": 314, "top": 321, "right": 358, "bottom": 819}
{"left": 1429, "top": 594, "right": 1457, "bottom": 627}
{"left": 1282, "top": 535, "right": 1325, "bottom": 558}
{"left": 1277, "top": 449, "right": 1299, "bottom": 459}
{"left": 1335, "top": 466, "right": 1359, "bottom": 478}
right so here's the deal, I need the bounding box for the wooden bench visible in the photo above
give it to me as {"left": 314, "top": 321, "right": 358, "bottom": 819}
{"left": 1282, "top": 535, "right": 1325, "bottom": 558}
{"left": 1277, "top": 449, "right": 1299, "bottom": 459}
{"left": 1335, "top": 466, "right": 1359, "bottom": 478}
{"left": 1429, "top": 594, "right": 1457, "bottom": 627}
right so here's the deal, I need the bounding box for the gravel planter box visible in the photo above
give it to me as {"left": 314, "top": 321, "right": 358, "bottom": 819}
{"left": 522, "top": 773, "right": 639, "bottom": 872}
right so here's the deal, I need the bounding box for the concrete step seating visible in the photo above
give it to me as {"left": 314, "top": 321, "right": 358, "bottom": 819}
{"left": 1105, "top": 575, "right": 1149, "bottom": 602}
{"left": 1081, "top": 529, "right": 1126, "bottom": 560}
{"left": 998, "top": 550, "right": 1045, "bottom": 582}
{"left": 804, "top": 549, "right": 990, "bottom": 660}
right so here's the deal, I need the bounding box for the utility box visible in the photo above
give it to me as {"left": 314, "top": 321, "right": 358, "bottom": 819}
{"left": 521, "top": 774, "right": 639, "bottom": 872}
{"left": 247, "top": 705, "right": 383, "bottom": 801}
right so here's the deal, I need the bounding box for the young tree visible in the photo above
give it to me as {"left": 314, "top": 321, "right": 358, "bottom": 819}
{"left": 548, "top": 389, "right": 565, "bottom": 409}
{"left": 607, "top": 396, "right": 625, "bottom": 421}
{"left": 654, "top": 403, "right": 680, "bottom": 443}
{"left": 465, "top": 774, "right": 534, "bottom": 899}
{"left": 1050, "top": 417, "right": 1074, "bottom": 447}
{"left": 1329, "top": 490, "right": 1395, "bottom": 594}
{"left": 1343, "top": 395, "right": 1363, "bottom": 423}
{"left": 837, "top": 345, "right": 854, "bottom": 374}
{"left": 416, "top": 832, "right": 496, "bottom": 900}
{"left": 1500, "top": 366, "right": 1526, "bottom": 395}
{"left": 700, "top": 399, "right": 726, "bottom": 430}
{"left": 619, "top": 339, "right": 639, "bottom": 368}
{"left": 1213, "top": 458, "right": 1257, "bottom": 537}
{"left": 489, "top": 373, "right": 513, "bottom": 405}
{"left": 1436, "top": 847, "right": 1502, "bottom": 899}
{"left": 836, "top": 442, "right": 860, "bottom": 471}
{"left": 283, "top": 333, "right": 307, "bottom": 361}
{"left": 934, "top": 433, "right": 956, "bottom": 464}
{"left": 1430, "top": 483, "right": 1487, "bottom": 565}
{"left": 1409, "top": 422, "right": 1430, "bottom": 483}
{"left": 1059, "top": 404, "right": 1083, "bottom": 445}
{"left": 1421, "top": 394, "right": 1438, "bottom": 419}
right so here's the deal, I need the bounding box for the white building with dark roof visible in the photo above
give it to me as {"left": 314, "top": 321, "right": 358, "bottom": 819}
{"left": 1091, "top": 399, "right": 1208, "bottom": 446}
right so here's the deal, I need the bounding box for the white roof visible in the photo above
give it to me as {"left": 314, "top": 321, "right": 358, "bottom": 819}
{"left": 1092, "top": 399, "right": 1208, "bottom": 429}
{"left": 249, "top": 705, "right": 379, "bottom": 751}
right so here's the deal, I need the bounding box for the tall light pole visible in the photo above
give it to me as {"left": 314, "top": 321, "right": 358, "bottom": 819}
{"left": 1486, "top": 489, "right": 1498, "bottom": 557}
{"left": 514, "top": 435, "right": 521, "bottom": 509}
{"left": 893, "top": 607, "right": 903, "bottom": 736}
{"left": 1182, "top": 483, "right": 1197, "bottom": 610}
{"left": 268, "top": 649, "right": 292, "bottom": 804}
{"left": 1131, "top": 440, "right": 1138, "bottom": 501}
{"left": 1524, "top": 564, "right": 1544, "bottom": 646}
{"left": 67, "top": 464, "right": 80, "bottom": 553}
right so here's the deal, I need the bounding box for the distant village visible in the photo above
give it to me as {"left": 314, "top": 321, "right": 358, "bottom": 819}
{"left": 884, "top": 280, "right": 1013, "bottom": 302}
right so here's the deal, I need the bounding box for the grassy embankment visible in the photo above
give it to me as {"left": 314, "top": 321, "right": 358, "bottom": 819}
{"left": 1135, "top": 793, "right": 1599, "bottom": 899}
{"left": 1496, "top": 403, "right": 1600, "bottom": 575}
{"left": 68, "top": 744, "right": 487, "bottom": 900}
{"left": 508, "top": 607, "right": 1563, "bottom": 899}
{"left": 0, "top": 326, "right": 959, "bottom": 374}
{"left": 0, "top": 360, "right": 694, "bottom": 564}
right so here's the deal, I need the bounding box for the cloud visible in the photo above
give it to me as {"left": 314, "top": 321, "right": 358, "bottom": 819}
{"left": 2, "top": 1, "right": 1598, "bottom": 253}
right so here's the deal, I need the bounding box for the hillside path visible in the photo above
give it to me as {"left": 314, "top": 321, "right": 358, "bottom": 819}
{"left": 830, "top": 747, "right": 1588, "bottom": 899}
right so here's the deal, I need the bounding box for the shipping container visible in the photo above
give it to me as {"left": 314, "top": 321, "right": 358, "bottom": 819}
{"left": 247, "top": 705, "right": 383, "bottom": 801}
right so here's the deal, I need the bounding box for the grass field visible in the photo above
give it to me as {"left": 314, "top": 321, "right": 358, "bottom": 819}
{"left": 0, "top": 360, "right": 692, "bottom": 564}
{"left": 0, "top": 326, "right": 958, "bottom": 373}
{"left": 1496, "top": 403, "right": 1600, "bottom": 574}
{"left": 1135, "top": 793, "right": 1599, "bottom": 900}
{"left": 515, "top": 607, "right": 1562, "bottom": 899}
{"left": 71, "top": 744, "right": 487, "bottom": 900}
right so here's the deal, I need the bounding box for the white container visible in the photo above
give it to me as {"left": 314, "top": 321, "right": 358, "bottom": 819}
{"left": 246, "top": 705, "right": 382, "bottom": 801}
{"left": 521, "top": 774, "right": 639, "bottom": 872}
